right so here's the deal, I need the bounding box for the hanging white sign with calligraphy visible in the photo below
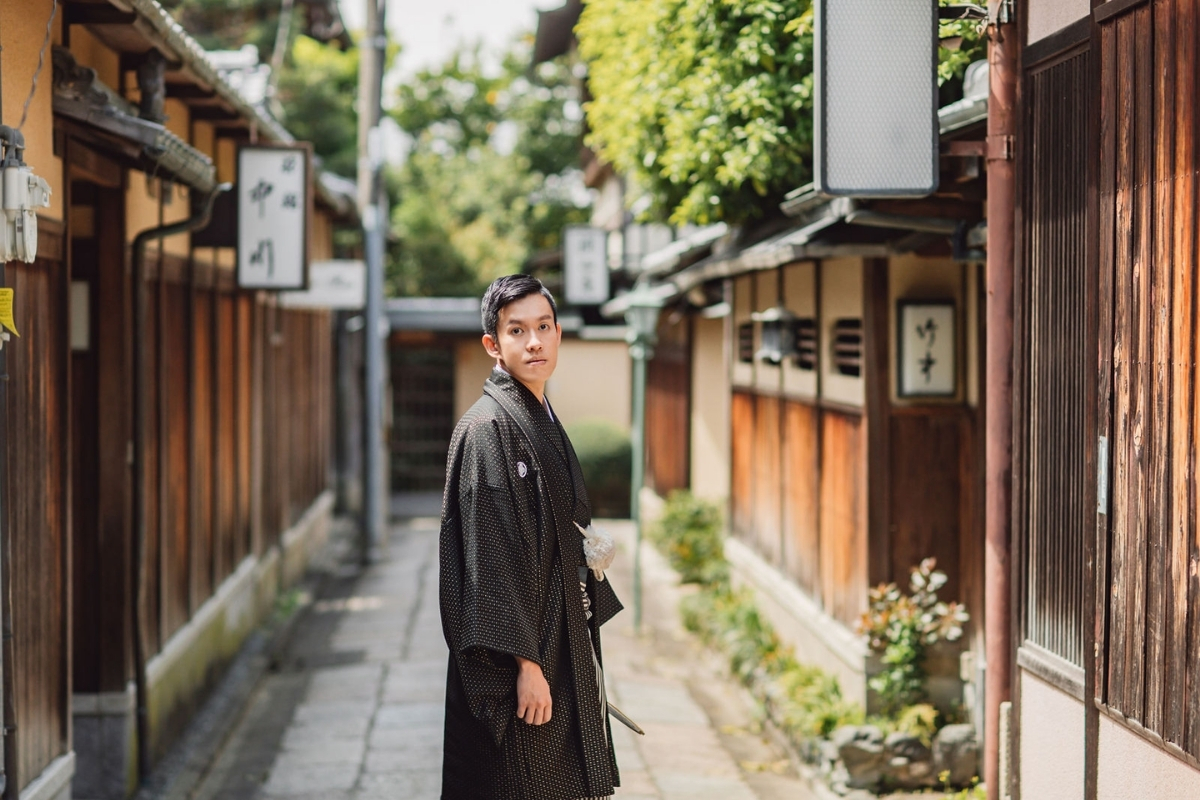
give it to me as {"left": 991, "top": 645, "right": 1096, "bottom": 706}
{"left": 898, "top": 300, "right": 956, "bottom": 398}
{"left": 563, "top": 225, "right": 610, "bottom": 305}
{"left": 237, "top": 144, "right": 312, "bottom": 290}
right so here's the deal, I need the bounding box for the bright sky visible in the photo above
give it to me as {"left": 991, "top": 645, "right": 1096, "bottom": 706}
{"left": 340, "top": 0, "right": 556, "bottom": 77}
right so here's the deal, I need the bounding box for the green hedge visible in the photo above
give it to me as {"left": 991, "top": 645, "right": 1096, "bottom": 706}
{"left": 567, "top": 419, "right": 632, "bottom": 518}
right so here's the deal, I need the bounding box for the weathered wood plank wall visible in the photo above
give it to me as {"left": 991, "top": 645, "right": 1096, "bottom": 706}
{"left": 3, "top": 241, "right": 69, "bottom": 790}
{"left": 730, "top": 388, "right": 868, "bottom": 628}
{"left": 1095, "top": 0, "right": 1200, "bottom": 761}
{"left": 646, "top": 314, "right": 692, "bottom": 498}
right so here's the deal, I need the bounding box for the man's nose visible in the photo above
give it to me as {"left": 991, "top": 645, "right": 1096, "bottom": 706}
{"left": 527, "top": 332, "right": 543, "bottom": 351}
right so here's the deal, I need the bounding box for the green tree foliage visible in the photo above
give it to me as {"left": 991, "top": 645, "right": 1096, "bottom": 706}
{"left": 161, "top": 0, "right": 277, "bottom": 52}
{"left": 164, "top": 0, "right": 364, "bottom": 178}
{"left": 274, "top": 37, "right": 360, "bottom": 177}
{"left": 577, "top": 0, "right": 990, "bottom": 227}
{"left": 388, "top": 41, "right": 590, "bottom": 297}
{"left": 578, "top": 0, "right": 816, "bottom": 226}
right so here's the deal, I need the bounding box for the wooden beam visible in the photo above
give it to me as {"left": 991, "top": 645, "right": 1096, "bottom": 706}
{"left": 65, "top": 6, "right": 138, "bottom": 26}
{"left": 166, "top": 83, "right": 217, "bottom": 101}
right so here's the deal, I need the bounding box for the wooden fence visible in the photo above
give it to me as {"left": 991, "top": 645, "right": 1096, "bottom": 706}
{"left": 139, "top": 251, "right": 332, "bottom": 657}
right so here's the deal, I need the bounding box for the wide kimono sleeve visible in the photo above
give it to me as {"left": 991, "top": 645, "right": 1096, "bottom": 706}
{"left": 440, "top": 416, "right": 546, "bottom": 746}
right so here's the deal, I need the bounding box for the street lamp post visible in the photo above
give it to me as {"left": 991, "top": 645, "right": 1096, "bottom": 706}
{"left": 624, "top": 284, "right": 663, "bottom": 636}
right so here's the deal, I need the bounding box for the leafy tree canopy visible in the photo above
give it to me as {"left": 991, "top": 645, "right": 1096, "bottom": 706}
{"left": 387, "top": 41, "right": 590, "bottom": 297}
{"left": 163, "top": 0, "right": 365, "bottom": 178}
{"left": 577, "top": 0, "right": 987, "bottom": 226}
{"left": 275, "top": 36, "right": 360, "bottom": 177}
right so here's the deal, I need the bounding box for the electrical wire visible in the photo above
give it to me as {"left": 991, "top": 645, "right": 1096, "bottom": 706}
{"left": 18, "top": 0, "right": 59, "bottom": 132}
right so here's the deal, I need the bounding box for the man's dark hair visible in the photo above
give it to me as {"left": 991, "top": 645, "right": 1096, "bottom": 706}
{"left": 481, "top": 275, "right": 558, "bottom": 338}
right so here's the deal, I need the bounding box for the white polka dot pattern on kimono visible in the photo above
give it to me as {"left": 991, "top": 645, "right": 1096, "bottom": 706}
{"left": 439, "top": 369, "right": 624, "bottom": 800}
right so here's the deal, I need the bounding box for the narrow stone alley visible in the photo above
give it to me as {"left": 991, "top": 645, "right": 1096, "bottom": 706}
{"left": 186, "top": 500, "right": 819, "bottom": 800}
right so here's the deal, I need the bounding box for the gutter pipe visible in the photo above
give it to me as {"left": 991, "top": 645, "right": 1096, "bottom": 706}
{"left": 129, "top": 182, "right": 230, "bottom": 780}
{"left": 984, "top": 9, "right": 1017, "bottom": 797}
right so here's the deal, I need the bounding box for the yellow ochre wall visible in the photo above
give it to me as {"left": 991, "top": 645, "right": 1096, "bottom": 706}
{"left": 161, "top": 99, "right": 193, "bottom": 256}
{"left": 1, "top": 0, "right": 64, "bottom": 221}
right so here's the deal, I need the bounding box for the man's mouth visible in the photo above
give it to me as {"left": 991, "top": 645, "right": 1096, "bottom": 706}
{"left": 526, "top": 359, "right": 547, "bottom": 366}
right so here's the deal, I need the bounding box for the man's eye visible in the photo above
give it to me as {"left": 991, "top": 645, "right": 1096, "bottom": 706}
{"left": 510, "top": 328, "right": 522, "bottom": 335}
{"left": 539, "top": 323, "right": 549, "bottom": 331}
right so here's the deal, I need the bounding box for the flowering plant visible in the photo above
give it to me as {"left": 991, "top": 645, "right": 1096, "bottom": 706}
{"left": 857, "top": 558, "right": 969, "bottom": 716}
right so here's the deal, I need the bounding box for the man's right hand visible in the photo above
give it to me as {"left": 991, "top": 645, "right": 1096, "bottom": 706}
{"left": 514, "top": 656, "right": 552, "bottom": 725}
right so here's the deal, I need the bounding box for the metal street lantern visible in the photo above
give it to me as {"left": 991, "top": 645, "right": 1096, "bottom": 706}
{"left": 623, "top": 282, "right": 664, "bottom": 635}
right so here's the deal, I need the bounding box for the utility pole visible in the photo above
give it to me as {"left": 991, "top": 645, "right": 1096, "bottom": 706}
{"left": 357, "top": 0, "right": 388, "bottom": 563}
{"left": 984, "top": 0, "right": 1016, "bottom": 796}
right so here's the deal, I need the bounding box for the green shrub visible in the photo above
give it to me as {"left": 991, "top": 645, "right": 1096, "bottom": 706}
{"left": 566, "top": 419, "right": 632, "bottom": 518}
{"left": 682, "top": 583, "right": 863, "bottom": 742}
{"left": 649, "top": 490, "right": 728, "bottom": 586}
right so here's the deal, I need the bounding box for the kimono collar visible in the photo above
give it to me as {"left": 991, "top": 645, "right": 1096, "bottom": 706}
{"left": 484, "top": 369, "right": 569, "bottom": 464}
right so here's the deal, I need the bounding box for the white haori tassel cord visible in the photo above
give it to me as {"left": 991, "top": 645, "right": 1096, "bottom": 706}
{"left": 576, "top": 522, "right": 616, "bottom": 581}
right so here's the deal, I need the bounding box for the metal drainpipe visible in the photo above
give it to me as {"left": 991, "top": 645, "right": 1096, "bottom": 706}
{"left": 984, "top": 5, "right": 1017, "bottom": 797}
{"left": 0, "top": 28, "right": 9, "bottom": 793}
{"left": 129, "top": 182, "right": 230, "bottom": 780}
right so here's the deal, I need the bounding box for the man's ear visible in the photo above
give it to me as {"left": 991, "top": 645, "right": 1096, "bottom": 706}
{"left": 482, "top": 333, "right": 502, "bottom": 358}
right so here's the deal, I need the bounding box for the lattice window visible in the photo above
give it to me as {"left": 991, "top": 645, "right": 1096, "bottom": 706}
{"left": 831, "top": 318, "right": 863, "bottom": 377}
{"left": 793, "top": 318, "right": 818, "bottom": 371}
{"left": 737, "top": 321, "right": 755, "bottom": 363}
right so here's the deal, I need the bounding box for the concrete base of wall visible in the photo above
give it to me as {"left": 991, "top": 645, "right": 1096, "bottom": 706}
{"left": 22, "top": 752, "right": 74, "bottom": 800}
{"left": 70, "top": 491, "right": 334, "bottom": 799}
{"left": 724, "top": 537, "right": 871, "bottom": 708}
{"left": 72, "top": 683, "right": 137, "bottom": 799}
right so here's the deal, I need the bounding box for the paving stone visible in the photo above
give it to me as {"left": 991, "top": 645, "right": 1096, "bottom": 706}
{"left": 356, "top": 769, "right": 441, "bottom": 800}
{"left": 278, "top": 738, "right": 365, "bottom": 764}
{"left": 304, "top": 664, "right": 383, "bottom": 703}
{"left": 362, "top": 743, "right": 443, "bottom": 774}
{"left": 260, "top": 760, "right": 358, "bottom": 795}
{"left": 372, "top": 702, "right": 444, "bottom": 730}
{"left": 612, "top": 677, "right": 711, "bottom": 726}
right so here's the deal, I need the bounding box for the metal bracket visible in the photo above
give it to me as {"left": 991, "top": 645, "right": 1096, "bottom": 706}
{"left": 1097, "top": 435, "right": 1109, "bottom": 514}
{"left": 987, "top": 134, "right": 1014, "bottom": 162}
{"left": 989, "top": 0, "right": 1015, "bottom": 24}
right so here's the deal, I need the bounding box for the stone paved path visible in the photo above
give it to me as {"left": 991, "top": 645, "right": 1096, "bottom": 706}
{"left": 193, "top": 507, "right": 817, "bottom": 800}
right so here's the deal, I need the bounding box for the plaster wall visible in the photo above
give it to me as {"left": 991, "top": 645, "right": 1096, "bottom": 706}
{"left": 454, "top": 337, "right": 494, "bottom": 421}
{"left": 161, "top": 99, "right": 192, "bottom": 256}
{"left": 1097, "top": 714, "right": 1200, "bottom": 799}
{"left": 453, "top": 337, "right": 632, "bottom": 434}
{"left": 690, "top": 315, "right": 730, "bottom": 506}
{"left": 70, "top": 27, "right": 121, "bottom": 90}
{"left": 1, "top": 0, "right": 64, "bottom": 220}
{"left": 311, "top": 210, "right": 334, "bottom": 262}
{"left": 548, "top": 339, "right": 632, "bottom": 433}
{"left": 126, "top": 177, "right": 161, "bottom": 246}
{"left": 819, "top": 258, "right": 864, "bottom": 407}
{"left": 782, "top": 261, "right": 818, "bottom": 398}
{"left": 754, "top": 270, "right": 782, "bottom": 392}
{"left": 1027, "top": 0, "right": 1090, "bottom": 43}
{"left": 732, "top": 275, "right": 754, "bottom": 387}
{"left": 888, "top": 254, "right": 966, "bottom": 405}
{"left": 1019, "top": 670, "right": 1086, "bottom": 799}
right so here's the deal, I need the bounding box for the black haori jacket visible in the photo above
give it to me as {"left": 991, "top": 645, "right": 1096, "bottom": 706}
{"left": 439, "top": 369, "right": 622, "bottom": 800}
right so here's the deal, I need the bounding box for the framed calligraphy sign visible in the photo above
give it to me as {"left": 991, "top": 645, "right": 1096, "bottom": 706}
{"left": 897, "top": 300, "right": 956, "bottom": 398}
{"left": 237, "top": 143, "right": 312, "bottom": 290}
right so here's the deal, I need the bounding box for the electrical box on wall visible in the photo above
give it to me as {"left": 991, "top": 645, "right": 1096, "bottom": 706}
{"left": 0, "top": 127, "right": 52, "bottom": 264}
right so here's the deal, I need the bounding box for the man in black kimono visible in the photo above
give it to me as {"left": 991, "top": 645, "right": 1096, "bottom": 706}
{"left": 439, "top": 275, "right": 623, "bottom": 800}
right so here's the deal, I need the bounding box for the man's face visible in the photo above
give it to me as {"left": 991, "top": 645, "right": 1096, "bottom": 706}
{"left": 483, "top": 293, "right": 562, "bottom": 393}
